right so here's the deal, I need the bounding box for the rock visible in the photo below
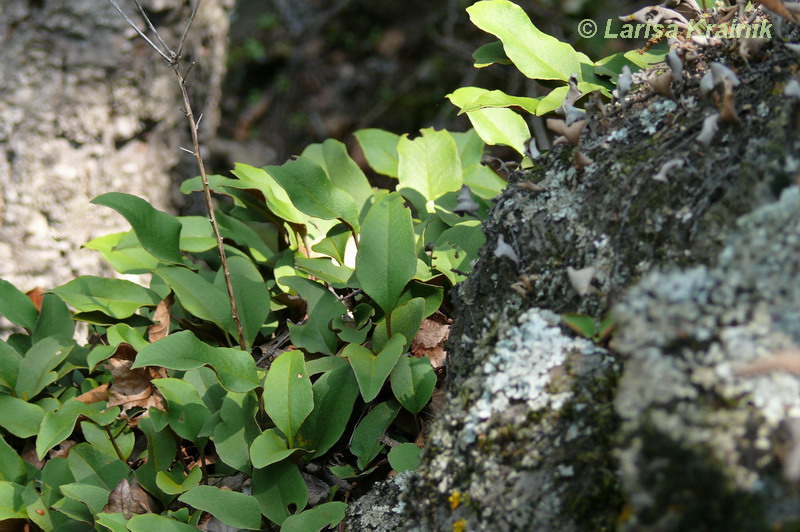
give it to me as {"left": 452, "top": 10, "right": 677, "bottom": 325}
{"left": 347, "top": 30, "right": 800, "bottom": 532}
{"left": 613, "top": 186, "right": 800, "bottom": 530}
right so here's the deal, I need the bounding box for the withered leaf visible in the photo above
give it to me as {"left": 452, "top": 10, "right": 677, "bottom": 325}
{"left": 104, "top": 344, "right": 166, "bottom": 417}
{"left": 49, "top": 440, "right": 77, "bottom": 459}
{"left": 411, "top": 318, "right": 449, "bottom": 369}
{"left": 76, "top": 383, "right": 110, "bottom": 404}
{"left": 148, "top": 294, "right": 173, "bottom": 343}
{"left": 26, "top": 287, "right": 45, "bottom": 312}
{"left": 103, "top": 478, "right": 156, "bottom": 519}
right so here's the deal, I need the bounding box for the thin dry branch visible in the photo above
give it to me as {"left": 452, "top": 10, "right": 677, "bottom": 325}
{"left": 106, "top": 0, "right": 247, "bottom": 350}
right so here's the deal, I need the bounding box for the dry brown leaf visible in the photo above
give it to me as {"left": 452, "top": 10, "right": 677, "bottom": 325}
{"left": 103, "top": 345, "right": 166, "bottom": 417}
{"left": 736, "top": 349, "right": 800, "bottom": 376}
{"left": 148, "top": 295, "right": 172, "bottom": 343}
{"left": 21, "top": 440, "right": 45, "bottom": 470}
{"left": 103, "top": 479, "right": 156, "bottom": 518}
{"left": 49, "top": 440, "right": 77, "bottom": 459}
{"left": 411, "top": 319, "right": 450, "bottom": 369}
{"left": 26, "top": 287, "right": 45, "bottom": 312}
{"left": 76, "top": 383, "right": 110, "bottom": 404}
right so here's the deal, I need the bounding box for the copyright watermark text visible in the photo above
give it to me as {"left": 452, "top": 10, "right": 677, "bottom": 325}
{"left": 578, "top": 19, "right": 772, "bottom": 40}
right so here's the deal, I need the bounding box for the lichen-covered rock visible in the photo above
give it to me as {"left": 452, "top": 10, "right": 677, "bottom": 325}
{"left": 613, "top": 185, "right": 800, "bottom": 530}
{"left": 346, "top": 473, "right": 412, "bottom": 531}
{"left": 347, "top": 28, "right": 800, "bottom": 532}
{"left": 397, "top": 309, "right": 621, "bottom": 531}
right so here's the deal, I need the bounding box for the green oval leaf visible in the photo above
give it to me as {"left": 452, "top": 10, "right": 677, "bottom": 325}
{"left": 0, "top": 394, "right": 44, "bottom": 438}
{"left": 344, "top": 334, "right": 406, "bottom": 403}
{"left": 263, "top": 351, "right": 313, "bottom": 447}
{"left": 0, "top": 481, "right": 26, "bottom": 520}
{"left": 390, "top": 356, "right": 436, "bottom": 414}
{"left": 213, "top": 391, "right": 260, "bottom": 472}
{"left": 84, "top": 232, "right": 161, "bottom": 274}
{"left": 397, "top": 128, "right": 462, "bottom": 206}
{"left": 133, "top": 331, "right": 260, "bottom": 393}
{"left": 92, "top": 192, "right": 183, "bottom": 264}
{"left": 355, "top": 193, "right": 416, "bottom": 314}
{"left": 458, "top": 89, "right": 539, "bottom": 115}
{"left": 472, "top": 40, "right": 511, "bottom": 68}
{"left": 350, "top": 400, "right": 401, "bottom": 470}
{"left": 447, "top": 87, "right": 530, "bottom": 155}
{"left": 153, "top": 378, "right": 213, "bottom": 443}
{"left": 372, "top": 297, "right": 425, "bottom": 353}
{"left": 467, "top": 0, "right": 589, "bottom": 82}
{"left": 179, "top": 485, "right": 262, "bottom": 530}
{"left": 251, "top": 461, "right": 307, "bottom": 526}
{"left": 296, "top": 364, "right": 359, "bottom": 458}
{"left": 251, "top": 429, "right": 296, "bottom": 469}
{"left": 217, "top": 255, "right": 270, "bottom": 347}
{"left": 0, "top": 436, "right": 26, "bottom": 484}
{"left": 16, "top": 338, "right": 72, "bottom": 401}
{"left": 156, "top": 466, "right": 202, "bottom": 495}
{"left": 302, "top": 139, "right": 373, "bottom": 211}
{"left": 60, "top": 483, "right": 110, "bottom": 515}
{"left": 266, "top": 157, "right": 360, "bottom": 232}
{"left": 354, "top": 129, "right": 401, "bottom": 178}
{"left": 50, "top": 276, "right": 161, "bottom": 319}
{"left": 387, "top": 442, "right": 422, "bottom": 473}
{"left": 154, "top": 266, "right": 231, "bottom": 332}
{"left": 0, "top": 279, "right": 37, "bottom": 330}
{"left": 36, "top": 398, "right": 112, "bottom": 460}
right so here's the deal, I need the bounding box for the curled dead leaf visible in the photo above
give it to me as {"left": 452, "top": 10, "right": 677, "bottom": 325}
{"left": 103, "top": 479, "right": 156, "bottom": 519}
{"left": 49, "top": 440, "right": 77, "bottom": 459}
{"left": 148, "top": 294, "right": 173, "bottom": 343}
{"left": 76, "top": 383, "right": 110, "bottom": 404}
{"left": 411, "top": 318, "right": 450, "bottom": 370}
{"left": 103, "top": 344, "right": 166, "bottom": 417}
{"left": 26, "top": 287, "right": 45, "bottom": 312}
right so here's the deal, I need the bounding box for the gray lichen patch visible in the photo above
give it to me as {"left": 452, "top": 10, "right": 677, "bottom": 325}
{"left": 398, "top": 308, "right": 622, "bottom": 531}
{"left": 613, "top": 186, "right": 800, "bottom": 529}
{"left": 345, "top": 473, "right": 413, "bottom": 532}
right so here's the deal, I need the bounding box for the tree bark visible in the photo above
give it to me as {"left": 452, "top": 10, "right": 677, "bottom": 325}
{"left": 0, "top": 0, "right": 231, "bottom": 290}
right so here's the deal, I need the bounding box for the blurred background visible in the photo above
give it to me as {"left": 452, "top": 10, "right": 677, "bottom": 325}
{"left": 214, "top": 0, "right": 645, "bottom": 168}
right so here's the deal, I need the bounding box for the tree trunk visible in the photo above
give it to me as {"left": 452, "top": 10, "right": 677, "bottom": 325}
{"left": 0, "top": 0, "right": 231, "bottom": 290}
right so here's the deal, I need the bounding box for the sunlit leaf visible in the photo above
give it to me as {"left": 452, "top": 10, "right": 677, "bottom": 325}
{"left": 354, "top": 129, "right": 401, "bottom": 178}
{"left": 355, "top": 193, "right": 416, "bottom": 314}
{"left": 92, "top": 192, "right": 183, "bottom": 264}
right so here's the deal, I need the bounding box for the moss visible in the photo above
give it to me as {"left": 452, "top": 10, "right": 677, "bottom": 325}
{"left": 557, "top": 362, "right": 625, "bottom": 531}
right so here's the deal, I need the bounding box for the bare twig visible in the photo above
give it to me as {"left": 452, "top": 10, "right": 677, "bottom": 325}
{"left": 107, "top": 0, "right": 247, "bottom": 350}
{"left": 131, "top": 0, "right": 174, "bottom": 58}
{"left": 177, "top": 0, "right": 202, "bottom": 59}
{"left": 106, "top": 0, "right": 174, "bottom": 63}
